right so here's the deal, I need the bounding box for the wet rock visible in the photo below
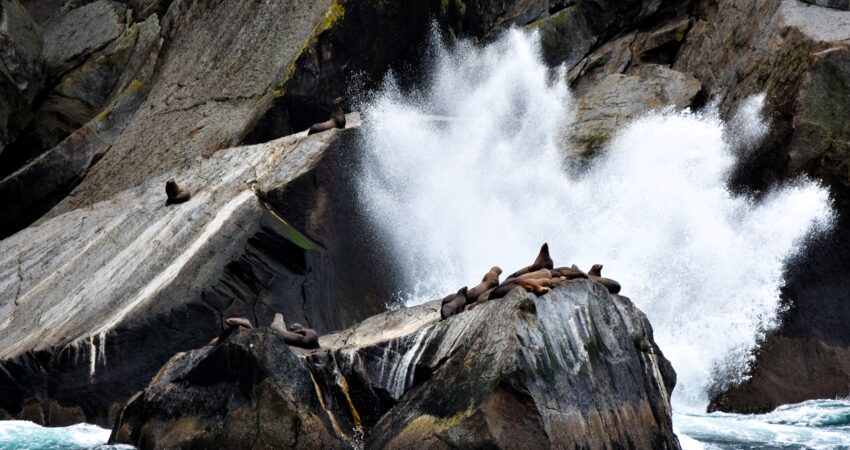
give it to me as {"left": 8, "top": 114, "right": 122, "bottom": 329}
{"left": 41, "top": 0, "right": 124, "bottom": 75}
{"left": 113, "top": 281, "right": 680, "bottom": 449}
{"left": 568, "top": 64, "right": 702, "bottom": 156}
{"left": 0, "top": 0, "right": 44, "bottom": 102}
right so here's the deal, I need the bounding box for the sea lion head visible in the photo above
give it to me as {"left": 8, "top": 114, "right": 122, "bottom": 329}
{"left": 491, "top": 266, "right": 502, "bottom": 275}
{"left": 333, "top": 96, "right": 345, "bottom": 108}
{"left": 165, "top": 179, "right": 179, "bottom": 197}
{"left": 457, "top": 286, "right": 468, "bottom": 296}
{"left": 589, "top": 264, "right": 603, "bottom": 277}
{"left": 532, "top": 243, "right": 554, "bottom": 270}
{"left": 290, "top": 323, "right": 304, "bottom": 332}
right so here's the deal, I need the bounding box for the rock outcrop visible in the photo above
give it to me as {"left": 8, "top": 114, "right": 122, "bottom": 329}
{"left": 110, "top": 282, "right": 679, "bottom": 450}
{"left": 0, "top": 118, "right": 399, "bottom": 426}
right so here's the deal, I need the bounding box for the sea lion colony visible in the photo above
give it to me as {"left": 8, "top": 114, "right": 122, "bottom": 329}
{"left": 442, "top": 243, "right": 623, "bottom": 320}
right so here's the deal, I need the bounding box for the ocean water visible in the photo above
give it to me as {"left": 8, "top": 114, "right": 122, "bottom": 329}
{"left": 677, "top": 400, "right": 850, "bottom": 449}
{"left": 0, "top": 421, "right": 132, "bottom": 450}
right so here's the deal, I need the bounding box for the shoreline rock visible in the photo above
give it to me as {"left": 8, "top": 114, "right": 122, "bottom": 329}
{"left": 111, "top": 281, "right": 680, "bottom": 449}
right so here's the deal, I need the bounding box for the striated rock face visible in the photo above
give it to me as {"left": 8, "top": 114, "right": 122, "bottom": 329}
{"left": 0, "top": 119, "right": 399, "bottom": 426}
{"left": 111, "top": 282, "right": 679, "bottom": 449}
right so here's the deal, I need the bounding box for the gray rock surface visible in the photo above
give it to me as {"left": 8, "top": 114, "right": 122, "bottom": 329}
{"left": 41, "top": 0, "right": 124, "bottom": 74}
{"left": 568, "top": 64, "right": 702, "bottom": 156}
{"left": 0, "top": 117, "right": 399, "bottom": 425}
{"left": 111, "top": 282, "right": 680, "bottom": 449}
{"left": 44, "top": 0, "right": 333, "bottom": 218}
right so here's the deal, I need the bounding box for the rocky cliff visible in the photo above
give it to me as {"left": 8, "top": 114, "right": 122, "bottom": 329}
{"left": 2, "top": 0, "right": 850, "bottom": 428}
{"left": 110, "top": 282, "right": 679, "bottom": 450}
{"left": 0, "top": 118, "right": 403, "bottom": 425}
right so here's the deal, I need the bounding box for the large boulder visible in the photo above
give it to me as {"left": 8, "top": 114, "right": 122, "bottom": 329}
{"left": 0, "top": 118, "right": 399, "bottom": 426}
{"left": 111, "top": 281, "right": 680, "bottom": 449}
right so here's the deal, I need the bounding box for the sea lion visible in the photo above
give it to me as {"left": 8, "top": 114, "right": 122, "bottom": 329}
{"left": 551, "top": 266, "right": 588, "bottom": 280}
{"left": 225, "top": 317, "right": 253, "bottom": 329}
{"left": 587, "top": 264, "right": 621, "bottom": 294}
{"left": 308, "top": 96, "right": 346, "bottom": 135}
{"left": 440, "top": 287, "right": 468, "bottom": 320}
{"left": 466, "top": 266, "right": 502, "bottom": 303}
{"left": 270, "top": 313, "right": 320, "bottom": 349}
{"left": 165, "top": 179, "right": 191, "bottom": 205}
{"left": 208, "top": 317, "right": 253, "bottom": 346}
{"left": 507, "top": 243, "right": 554, "bottom": 278}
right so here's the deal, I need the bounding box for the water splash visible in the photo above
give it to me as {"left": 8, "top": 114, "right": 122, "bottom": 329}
{"left": 357, "top": 28, "right": 833, "bottom": 410}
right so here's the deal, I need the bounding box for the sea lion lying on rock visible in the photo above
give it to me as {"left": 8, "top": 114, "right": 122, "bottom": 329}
{"left": 551, "top": 266, "right": 588, "bottom": 280}
{"left": 208, "top": 317, "right": 254, "bottom": 346}
{"left": 466, "top": 266, "right": 502, "bottom": 303}
{"left": 507, "top": 243, "right": 554, "bottom": 278}
{"left": 441, "top": 287, "right": 468, "bottom": 320}
{"left": 165, "top": 180, "right": 191, "bottom": 205}
{"left": 588, "top": 264, "right": 621, "bottom": 294}
{"left": 308, "top": 97, "right": 346, "bottom": 135}
{"left": 270, "top": 313, "right": 320, "bottom": 349}
{"left": 489, "top": 269, "right": 562, "bottom": 300}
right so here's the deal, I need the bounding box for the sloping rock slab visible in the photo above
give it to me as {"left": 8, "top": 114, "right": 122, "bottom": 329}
{"left": 0, "top": 117, "right": 399, "bottom": 426}
{"left": 112, "top": 281, "right": 680, "bottom": 449}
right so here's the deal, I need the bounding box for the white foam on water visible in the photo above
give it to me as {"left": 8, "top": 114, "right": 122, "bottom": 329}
{"left": 0, "top": 420, "right": 133, "bottom": 449}
{"left": 356, "top": 27, "right": 834, "bottom": 416}
{"left": 674, "top": 399, "right": 850, "bottom": 449}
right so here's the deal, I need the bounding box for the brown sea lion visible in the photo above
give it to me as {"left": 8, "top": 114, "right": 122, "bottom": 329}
{"left": 308, "top": 96, "right": 346, "bottom": 135}
{"left": 165, "top": 179, "right": 191, "bottom": 205}
{"left": 588, "top": 264, "right": 621, "bottom": 294}
{"left": 507, "top": 243, "right": 554, "bottom": 278}
{"left": 466, "top": 266, "right": 502, "bottom": 303}
{"left": 225, "top": 317, "right": 253, "bottom": 329}
{"left": 487, "top": 278, "right": 547, "bottom": 299}
{"left": 208, "top": 317, "right": 253, "bottom": 346}
{"left": 551, "top": 266, "right": 588, "bottom": 280}
{"left": 270, "top": 313, "right": 320, "bottom": 349}
{"left": 440, "top": 287, "right": 468, "bottom": 320}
